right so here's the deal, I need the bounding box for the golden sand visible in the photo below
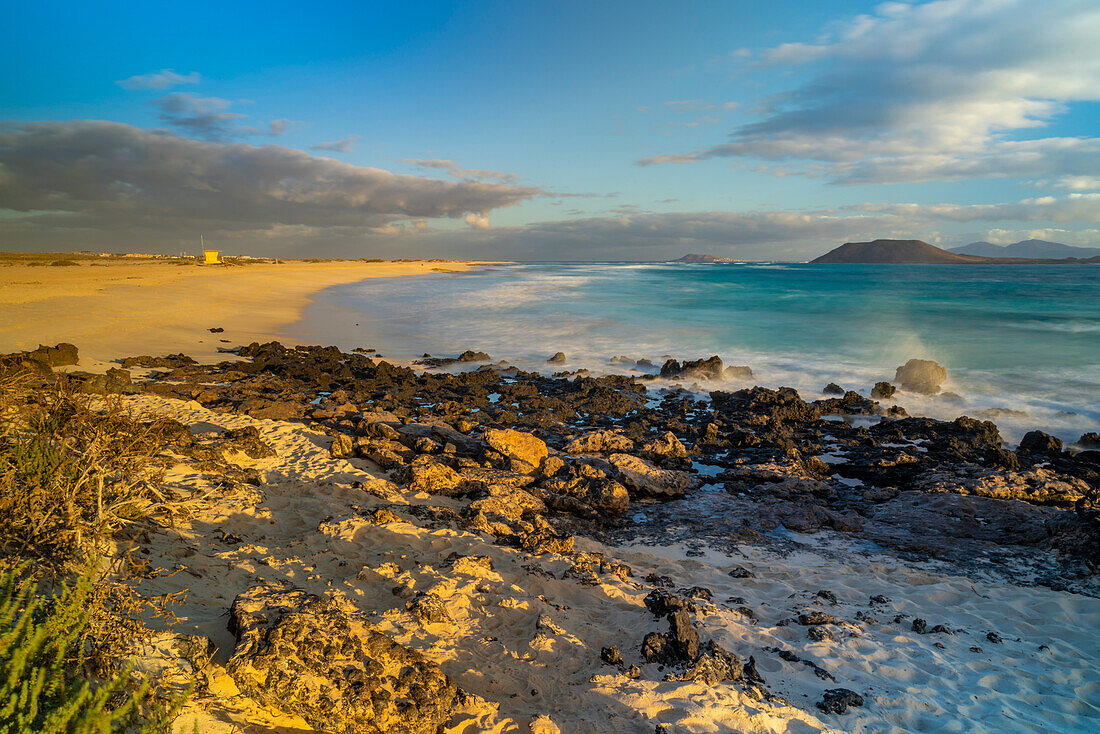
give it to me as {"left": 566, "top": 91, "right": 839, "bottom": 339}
{"left": 0, "top": 258, "right": 498, "bottom": 365}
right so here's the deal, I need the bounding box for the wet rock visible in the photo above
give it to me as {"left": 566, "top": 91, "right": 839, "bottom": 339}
{"left": 609, "top": 454, "right": 699, "bottom": 499}
{"left": 660, "top": 356, "right": 725, "bottom": 381}
{"left": 1079, "top": 432, "right": 1100, "bottom": 448}
{"left": 823, "top": 383, "right": 844, "bottom": 395}
{"left": 547, "top": 352, "right": 566, "bottom": 364}
{"left": 564, "top": 430, "right": 634, "bottom": 454}
{"left": 459, "top": 350, "right": 491, "bottom": 362}
{"left": 483, "top": 428, "right": 549, "bottom": 471}
{"left": 871, "top": 381, "right": 896, "bottom": 399}
{"left": 814, "top": 390, "right": 878, "bottom": 416}
{"left": 710, "top": 386, "right": 820, "bottom": 425}
{"left": 817, "top": 688, "right": 864, "bottom": 715}
{"left": 727, "top": 566, "right": 756, "bottom": 579}
{"left": 395, "top": 455, "right": 466, "bottom": 496}
{"left": 1018, "top": 430, "right": 1063, "bottom": 454}
{"left": 894, "top": 358, "right": 947, "bottom": 394}
{"left": 814, "top": 590, "right": 838, "bottom": 605}
{"left": 986, "top": 631, "right": 1003, "bottom": 644}
{"left": 226, "top": 585, "right": 456, "bottom": 734}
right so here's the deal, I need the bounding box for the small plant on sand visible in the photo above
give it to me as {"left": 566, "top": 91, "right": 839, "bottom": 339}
{"left": 0, "top": 564, "right": 184, "bottom": 733}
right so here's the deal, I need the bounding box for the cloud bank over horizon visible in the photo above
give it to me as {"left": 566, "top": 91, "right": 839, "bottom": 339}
{"left": 0, "top": 121, "right": 541, "bottom": 252}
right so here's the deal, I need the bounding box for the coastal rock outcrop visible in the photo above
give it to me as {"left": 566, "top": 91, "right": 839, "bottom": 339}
{"left": 609, "top": 454, "right": 699, "bottom": 498}
{"left": 395, "top": 455, "right": 466, "bottom": 496}
{"left": 482, "top": 428, "right": 549, "bottom": 472}
{"left": 226, "top": 585, "right": 457, "bottom": 734}
{"left": 564, "top": 430, "right": 634, "bottom": 455}
{"left": 659, "top": 356, "right": 749, "bottom": 381}
{"left": 894, "top": 359, "right": 947, "bottom": 394}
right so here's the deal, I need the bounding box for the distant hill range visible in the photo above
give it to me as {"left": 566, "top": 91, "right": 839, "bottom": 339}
{"left": 811, "top": 239, "right": 1100, "bottom": 264}
{"left": 674, "top": 253, "right": 739, "bottom": 263}
{"left": 949, "top": 239, "right": 1100, "bottom": 259}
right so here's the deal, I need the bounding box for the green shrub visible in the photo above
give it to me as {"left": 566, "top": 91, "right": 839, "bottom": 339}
{"left": 0, "top": 565, "right": 180, "bottom": 733}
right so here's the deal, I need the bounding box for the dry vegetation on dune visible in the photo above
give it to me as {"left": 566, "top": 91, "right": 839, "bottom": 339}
{"left": 0, "top": 371, "right": 199, "bottom": 732}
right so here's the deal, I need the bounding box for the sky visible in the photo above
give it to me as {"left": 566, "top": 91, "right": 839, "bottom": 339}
{"left": 2, "top": 0, "right": 1100, "bottom": 261}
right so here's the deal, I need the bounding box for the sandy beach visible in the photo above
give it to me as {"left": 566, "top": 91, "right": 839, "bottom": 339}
{"left": 0, "top": 258, "right": 500, "bottom": 366}
{"left": 2, "top": 260, "right": 1098, "bottom": 733}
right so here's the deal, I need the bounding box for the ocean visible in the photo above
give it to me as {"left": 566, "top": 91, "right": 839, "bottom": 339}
{"left": 291, "top": 262, "right": 1100, "bottom": 444}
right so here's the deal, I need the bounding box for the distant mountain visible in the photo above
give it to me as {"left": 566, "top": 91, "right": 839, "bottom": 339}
{"left": 675, "top": 253, "right": 736, "bottom": 263}
{"left": 951, "top": 239, "right": 1100, "bottom": 259}
{"left": 949, "top": 241, "right": 1006, "bottom": 257}
{"left": 811, "top": 239, "right": 987, "bottom": 264}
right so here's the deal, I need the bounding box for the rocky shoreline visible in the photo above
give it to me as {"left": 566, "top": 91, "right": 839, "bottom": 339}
{"left": 121, "top": 341, "right": 1100, "bottom": 588}
{"left": 3, "top": 340, "right": 1098, "bottom": 732}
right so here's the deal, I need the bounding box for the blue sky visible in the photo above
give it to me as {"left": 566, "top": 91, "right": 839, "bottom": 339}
{"left": 2, "top": 0, "right": 1099, "bottom": 259}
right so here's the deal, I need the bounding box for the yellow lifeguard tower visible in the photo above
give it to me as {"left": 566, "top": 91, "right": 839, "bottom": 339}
{"left": 200, "top": 234, "right": 221, "bottom": 264}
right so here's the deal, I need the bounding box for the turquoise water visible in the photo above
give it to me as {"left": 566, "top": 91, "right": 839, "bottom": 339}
{"left": 294, "top": 263, "right": 1100, "bottom": 443}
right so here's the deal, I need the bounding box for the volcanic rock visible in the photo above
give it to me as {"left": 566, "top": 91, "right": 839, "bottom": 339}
{"left": 564, "top": 430, "right": 635, "bottom": 454}
{"left": 894, "top": 359, "right": 948, "bottom": 394}
{"left": 871, "top": 381, "right": 897, "bottom": 399}
{"left": 395, "top": 455, "right": 465, "bottom": 496}
{"left": 226, "top": 585, "right": 456, "bottom": 734}
{"left": 1018, "top": 430, "right": 1063, "bottom": 454}
{"left": 609, "top": 454, "right": 699, "bottom": 499}
{"left": 483, "top": 428, "right": 549, "bottom": 471}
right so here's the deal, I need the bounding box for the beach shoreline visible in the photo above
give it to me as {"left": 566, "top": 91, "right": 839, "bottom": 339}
{"left": 0, "top": 257, "right": 507, "bottom": 368}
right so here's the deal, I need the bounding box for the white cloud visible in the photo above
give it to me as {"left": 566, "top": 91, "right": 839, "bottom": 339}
{"left": 848, "top": 194, "right": 1100, "bottom": 222}
{"left": 311, "top": 135, "right": 360, "bottom": 152}
{"left": 982, "top": 228, "right": 1100, "bottom": 245}
{"left": 403, "top": 159, "right": 518, "bottom": 184}
{"left": 464, "top": 212, "right": 491, "bottom": 229}
{"left": 115, "top": 69, "right": 201, "bottom": 90}
{"left": 641, "top": 0, "right": 1100, "bottom": 184}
